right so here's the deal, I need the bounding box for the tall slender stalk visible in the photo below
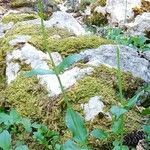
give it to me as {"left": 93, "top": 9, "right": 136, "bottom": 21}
{"left": 37, "top": 0, "right": 70, "bottom": 108}
{"left": 116, "top": 45, "right": 125, "bottom": 149}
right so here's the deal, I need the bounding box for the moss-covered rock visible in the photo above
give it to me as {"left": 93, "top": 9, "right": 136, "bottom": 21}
{"left": 31, "top": 35, "right": 112, "bottom": 55}
{"left": 10, "top": 0, "right": 36, "bottom": 8}
{"left": 84, "top": 11, "right": 108, "bottom": 26}
{"left": 1, "top": 65, "right": 144, "bottom": 149}
{"left": 2, "top": 13, "right": 38, "bottom": 24}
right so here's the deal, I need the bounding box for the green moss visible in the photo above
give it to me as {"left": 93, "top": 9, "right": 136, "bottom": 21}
{"left": 10, "top": 0, "right": 35, "bottom": 8}
{"left": 1, "top": 65, "right": 144, "bottom": 148}
{"left": 84, "top": 12, "right": 108, "bottom": 26}
{"left": 31, "top": 35, "right": 112, "bottom": 55}
{"left": 2, "top": 13, "right": 38, "bottom": 24}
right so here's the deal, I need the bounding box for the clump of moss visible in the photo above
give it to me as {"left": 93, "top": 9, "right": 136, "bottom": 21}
{"left": 2, "top": 13, "right": 38, "bottom": 24}
{"left": 2, "top": 65, "right": 144, "bottom": 148}
{"left": 10, "top": 0, "right": 36, "bottom": 8}
{"left": 84, "top": 12, "right": 108, "bottom": 26}
{"left": 3, "top": 76, "right": 51, "bottom": 121}
{"left": 31, "top": 35, "right": 112, "bottom": 55}
{"left": 6, "top": 24, "right": 73, "bottom": 39}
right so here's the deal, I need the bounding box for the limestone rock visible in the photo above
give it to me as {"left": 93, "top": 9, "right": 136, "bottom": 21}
{"left": 20, "top": 11, "right": 86, "bottom": 36}
{"left": 9, "top": 35, "right": 31, "bottom": 46}
{"left": 106, "top": 0, "right": 141, "bottom": 25}
{"left": 80, "top": 45, "right": 150, "bottom": 82}
{"left": 6, "top": 43, "right": 93, "bottom": 96}
{"left": 126, "top": 12, "right": 150, "bottom": 36}
{"left": 0, "top": 22, "right": 14, "bottom": 37}
{"left": 81, "top": 96, "right": 108, "bottom": 121}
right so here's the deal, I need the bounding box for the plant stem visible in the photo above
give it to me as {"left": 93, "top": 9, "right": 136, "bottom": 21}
{"left": 116, "top": 45, "right": 124, "bottom": 104}
{"left": 116, "top": 45, "right": 125, "bottom": 149}
{"left": 38, "top": 0, "right": 70, "bottom": 108}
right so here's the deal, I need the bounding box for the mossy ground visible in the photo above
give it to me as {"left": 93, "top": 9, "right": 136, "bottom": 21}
{"left": 84, "top": 12, "right": 108, "bottom": 27}
{"left": 0, "top": 65, "right": 144, "bottom": 149}
{"left": 2, "top": 13, "right": 38, "bottom": 24}
{"left": 10, "top": 0, "right": 36, "bottom": 8}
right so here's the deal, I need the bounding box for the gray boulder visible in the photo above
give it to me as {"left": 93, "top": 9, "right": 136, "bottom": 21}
{"left": 80, "top": 45, "right": 150, "bottom": 82}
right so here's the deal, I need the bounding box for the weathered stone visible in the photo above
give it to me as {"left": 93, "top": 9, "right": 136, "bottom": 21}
{"left": 106, "top": 0, "right": 141, "bottom": 25}
{"left": 80, "top": 45, "right": 150, "bottom": 82}
{"left": 0, "top": 22, "right": 14, "bottom": 37}
{"left": 81, "top": 96, "right": 110, "bottom": 121}
{"left": 126, "top": 12, "right": 150, "bottom": 36}
{"left": 19, "top": 11, "right": 86, "bottom": 36}
{"left": 9, "top": 35, "right": 31, "bottom": 46}
{"left": 6, "top": 43, "right": 93, "bottom": 96}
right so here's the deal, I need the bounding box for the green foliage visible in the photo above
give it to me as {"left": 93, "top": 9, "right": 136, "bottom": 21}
{"left": 15, "top": 145, "right": 29, "bottom": 150}
{"left": 0, "top": 108, "right": 61, "bottom": 150}
{"left": 105, "top": 27, "right": 150, "bottom": 52}
{"left": 0, "top": 130, "right": 11, "bottom": 150}
{"left": 65, "top": 108, "right": 88, "bottom": 147}
{"left": 110, "top": 106, "right": 127, "bottom": 120}
{"left": 57, "top": 54, "right": 82, "bottom": 73}
{"left": 91, "top": 129, "right": 108, "bottom": 140}
{"left": 112, "top": 140, "right": 129, "bottom": 150}
{"left": 32, "top": 124, "right": 60, "bottom": 149}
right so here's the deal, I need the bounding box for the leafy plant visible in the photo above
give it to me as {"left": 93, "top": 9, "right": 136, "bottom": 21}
{"left": 91, "top": 45, "right": 146, "bottom": 149}
{"left": 24, "top": 1, "right": 90, "bottom": 149}
{"left": 105, "top": 27, "right": 150, "bottom": 52}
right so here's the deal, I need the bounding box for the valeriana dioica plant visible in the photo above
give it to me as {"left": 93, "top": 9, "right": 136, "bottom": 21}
{"left": 25, "top": 0, "right": 89, "bottom": 149}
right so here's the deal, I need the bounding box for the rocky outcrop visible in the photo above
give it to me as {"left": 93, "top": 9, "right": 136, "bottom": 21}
{"left": 126, "top": 12, "right": 150, "bottom": 36}
{"left": 80, "top": 45, "right": 150, "bottom": 82}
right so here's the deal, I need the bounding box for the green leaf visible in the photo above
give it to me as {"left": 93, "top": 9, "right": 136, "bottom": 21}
{"left": 126, "top": 90, "right": 143, "bottom": 109}
{"left": 141, "top": 108, "right": 150, "bottom": 116}
{"left": 112, "top": 117, "right": 123, "bottom": 134}
{"left": 63, "top": 140, "right": 80, "bottom": 150}
{"left": 91, "top": 129, "right": 108, "bottom": 140}
{"left": 10, "top": 109, "right": 21, "bottom": 123}
{"left": 0, "top": 130, "right": 11, "bottom": 150}
{"left": 15, "top": 145, "right": 29, "bottom": 150}
{"left": 65, "top": 108, "right": 87, "bottom": 144}
{"left": 24, "top": 69, "right": 54, "bottom": 77}
{"left": 143, "top": 125, "right": 150, "bottom": 134}
{"left": 113, "top": 140, "right": 129, "bottom": 150}
{"left": 57, "top": 54, "right": 82, "bottom": 73}
{"left": 0, "top": 113, "right": 13, "bottom": 127}
{"left": 20, "top": 118, "right": 32, "bottom": 132}
{"left": 110, "top": 106, "right": 127, "bottom": 119}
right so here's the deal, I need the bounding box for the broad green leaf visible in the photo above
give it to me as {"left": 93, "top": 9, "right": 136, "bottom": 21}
{"left": 113, "top": 140, "right": 129, "bottom": 150}
{"left": 57, "top": 54, "right": 82, "bottom": 73}
{"left": 20, "top": 118, "right": 32, "bottom": 133}
{"left": 112, "top": 117, "right": 123, "bottom": 134}
{"left": 143, "top": 125, "right": 150, "bottom": 134}
{"left": 15, "top": 145, "right": 29, "bottom": 150}
{"left": 141, "top": 108, "right": 150, "bottom": 116}
{"left": 65, "top": 108, "right": 87, "bottom": 143}
{"left": 10, "top": 109, "right": 21, "bottom": 123}
{"left": 0, "top": 130, "right": 11, "bottom": 150}
{"left": 24, "top": 69, "right": 54, "bottom": 77}
{"left": 63, "top": 140, "right": 80, "bottom": 150}
{"left": 91, "top": 129, "right": 108, "bottom": 140}
{"left": 0, "top": 113, "right": 13, "bottom": 127}
{"left": 126, "top": 90, "right": 143, "bottom": 109}
{"left": 110, "top": 106, "right": 127, "bottom": 119}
